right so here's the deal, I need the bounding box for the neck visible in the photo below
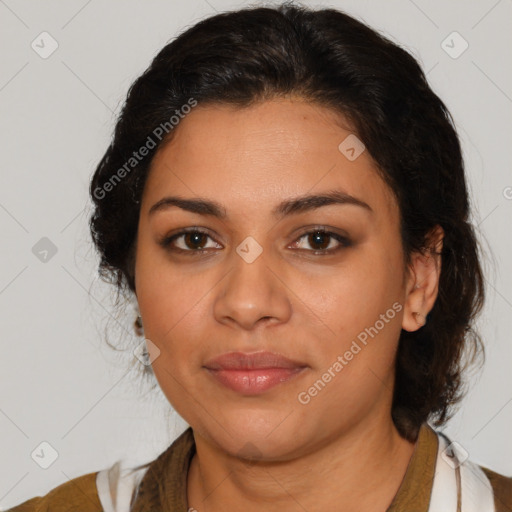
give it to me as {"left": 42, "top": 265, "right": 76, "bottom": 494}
{"left": 186, "top": 415, "right": 417, "bottom": 512}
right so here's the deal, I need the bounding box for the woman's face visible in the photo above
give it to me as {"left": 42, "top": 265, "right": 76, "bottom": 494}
{"left": 134, "top": 98, "right": 421, "bottom": 459}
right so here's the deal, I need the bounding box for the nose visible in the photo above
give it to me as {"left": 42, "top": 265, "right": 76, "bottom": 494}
{"left": 212, "top": 249, "right": 292, "bottom": 331}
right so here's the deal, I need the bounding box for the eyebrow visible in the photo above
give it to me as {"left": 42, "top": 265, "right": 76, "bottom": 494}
{"left": 148, "top": 190, "right": 373, "bottom": 219}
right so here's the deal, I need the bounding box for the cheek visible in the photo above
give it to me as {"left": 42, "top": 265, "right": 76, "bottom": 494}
{"left": 137, "top": 272, "right": 207, "bottom": 354}
{"left": 135, "top": 243, "right": 192, "bottom": 350}
{"left": 136, "top": 232, "right": 197, "bottom": 317}
{"left": 135, "top": 255, "right": 209, "bottom": 413}
{"left": 312, "top": 252, "right": 402, "bottom": 330}
{"left": 303, "top": 247, "right": 405, "bottom": 386}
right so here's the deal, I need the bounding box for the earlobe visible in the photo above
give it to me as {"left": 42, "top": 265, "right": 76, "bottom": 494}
{"left": 402, "top": 272, "right": 429, "bottom": 332}
{"left": 412, "top": 311, "right": 426, "bottom": 327}
{"left": 401, "top": 225, "right": 444, "bottom": 333}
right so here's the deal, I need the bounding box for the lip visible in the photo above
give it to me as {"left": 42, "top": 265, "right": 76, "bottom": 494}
{"left": 203, "top": 351, "right": 308, "bottom": 395}
{"left": 204, "top": 351, "right": 307, "bottom": 370}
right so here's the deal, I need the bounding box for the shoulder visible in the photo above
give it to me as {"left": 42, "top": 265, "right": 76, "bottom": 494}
{"left": 7, "top": 428, "right": 195, "bottom": 512}
{"left": 6, "top": 471, "right": 102, "bottom": 512}
{"left": 480, "top": 465, "right": 512, "bottom": 512}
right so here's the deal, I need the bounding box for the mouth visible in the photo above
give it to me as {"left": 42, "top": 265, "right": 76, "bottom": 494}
{"left": 203, "top": 351, "right": 308, "bottom": 395}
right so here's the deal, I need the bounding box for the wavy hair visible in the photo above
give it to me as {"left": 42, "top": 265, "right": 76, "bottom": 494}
{"left": 89, "top": 2, "right": 486, "bottom": 442}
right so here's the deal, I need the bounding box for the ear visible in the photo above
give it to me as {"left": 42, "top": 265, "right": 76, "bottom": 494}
{"left": 402, "top": 225, "right": 444, "bottom": 332}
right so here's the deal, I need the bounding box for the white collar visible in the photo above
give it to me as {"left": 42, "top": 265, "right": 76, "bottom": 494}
{"left": 428, "top": 428, "right": 495, "bottom": 511}
{"left": 96, "top": 460, "right": 149, "bottom": 512}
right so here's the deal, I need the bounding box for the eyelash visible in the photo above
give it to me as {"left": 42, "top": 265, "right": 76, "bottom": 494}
{"left": 159, "top": 227, "right": 352, "bottom": 256}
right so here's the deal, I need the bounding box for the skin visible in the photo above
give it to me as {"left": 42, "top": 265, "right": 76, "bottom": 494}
{"left": 134, "top": 97, "right": 443, "bottom": 512}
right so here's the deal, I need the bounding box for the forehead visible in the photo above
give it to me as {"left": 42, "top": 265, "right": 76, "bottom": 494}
{"left": 142, "top": 99, "right": 398, "bottom": 221}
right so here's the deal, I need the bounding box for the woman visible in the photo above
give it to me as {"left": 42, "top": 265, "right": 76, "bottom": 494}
{"left": 8, "top": 2, "right": 511, "bottom": 511}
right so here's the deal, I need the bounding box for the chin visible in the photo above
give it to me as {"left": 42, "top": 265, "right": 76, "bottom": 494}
{"left": 194, "top": 411, "right": 313, "bottom": 462}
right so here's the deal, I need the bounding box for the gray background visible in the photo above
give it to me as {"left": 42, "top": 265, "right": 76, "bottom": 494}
{"left": 1, "top": 0, "right": 511, "bottom": 508}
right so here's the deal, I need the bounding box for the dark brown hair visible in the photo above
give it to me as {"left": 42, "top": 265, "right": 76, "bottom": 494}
{"left": 89, "top": 2, "right": 485, "bottom": 442}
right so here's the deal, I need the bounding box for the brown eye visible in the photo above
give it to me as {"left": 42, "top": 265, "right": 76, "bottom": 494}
{"left": 182, "top": 232, "right": 208, "bottom": 250}
{"left": 159, "top": 229, "right": 222, "bottom": 253}
{"left": 308, "top": 231, "right": 331, "bottom": 250}
{"left": 291, "top": 229, "right": 352, "bottom": 254}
